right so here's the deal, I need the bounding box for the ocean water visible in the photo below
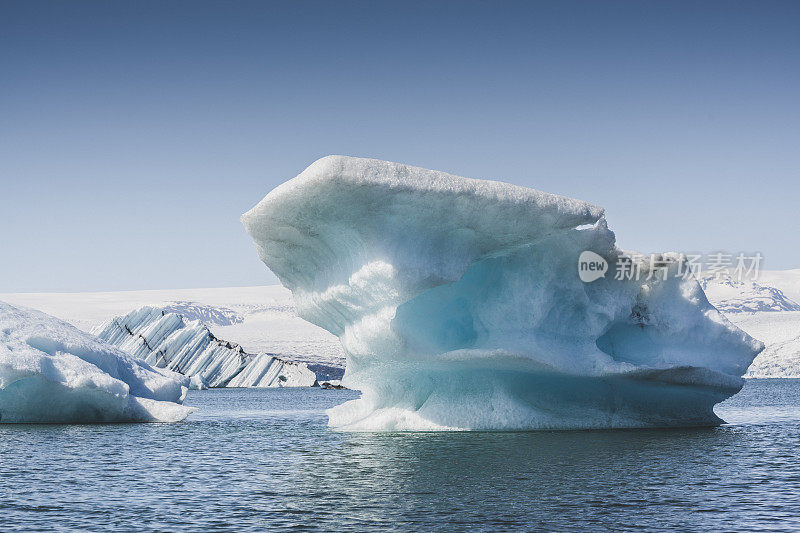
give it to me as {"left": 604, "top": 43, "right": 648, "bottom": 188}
{"left": 3, "top": 379, "right": 800, "bottom": 532}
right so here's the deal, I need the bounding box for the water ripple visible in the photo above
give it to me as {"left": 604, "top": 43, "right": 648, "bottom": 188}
{"left": 2, "top": 381, "right": 800, "bottom": 531}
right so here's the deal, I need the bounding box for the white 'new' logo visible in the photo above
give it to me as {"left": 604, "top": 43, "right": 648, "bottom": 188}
{"left": 578, "top": 251, "right": 608, "bottom": 283}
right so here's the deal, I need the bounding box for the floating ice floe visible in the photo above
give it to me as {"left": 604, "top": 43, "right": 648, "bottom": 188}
{"left": 94, "top": 307, "right": 317, "bottom": 388}
{"left": 0, "top": 301, "right": 193, "bottom": 423}
{"left": 242, "top": 155, "right": 763, "bottom": 431}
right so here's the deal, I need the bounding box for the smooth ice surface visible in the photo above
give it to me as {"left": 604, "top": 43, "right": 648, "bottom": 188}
{"left": 95, "top": 306, "right": 318, "bottom": 388}
{"left": 0, "top": 301, "right": 193, "bottom": 423}
{"left": 243, "top": 156, "right": 763, "bottom": 431}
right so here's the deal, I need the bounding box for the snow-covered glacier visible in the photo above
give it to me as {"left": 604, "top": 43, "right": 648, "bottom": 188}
{"left": 0, "top": 301, "right": 193, "bottom": 423}
{"left": 242, "top": 156, "right": 763, "bottom": 431}
{"left": 699, "top": 274, "right": 800, "bottom": 314}
{"left": 95, "top": 307, "right": 317, "bottom": 388}
{"left": 701, "top": 272, "right": 800, "bottom": 378}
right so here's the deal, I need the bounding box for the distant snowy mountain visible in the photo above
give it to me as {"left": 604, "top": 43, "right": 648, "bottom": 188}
{"left": 699, "top": 275, "right": 800, "bottom": 313}
{"left": 95, "top": 306, "right": 317, "bottom": 388}
{"left": 701, "top": 272, "right": 800, "bottom": 378}
{"left": 159, "top": 302, "right": 248, "bottom": 326}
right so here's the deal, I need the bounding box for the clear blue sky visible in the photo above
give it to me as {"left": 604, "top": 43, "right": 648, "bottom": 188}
{"left": 1, "top": 0, "right": 798, "bottom": 292}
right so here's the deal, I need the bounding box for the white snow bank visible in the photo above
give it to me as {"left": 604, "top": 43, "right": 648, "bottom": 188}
{"left": 745, "top": 325, "right": 800, "bottom": 378}
{"left": 243, "top": 156, "right": 763, "bottom": 431}
{"left": 0, "top": 301, "right": 193, "bottom": 423}
{"left": 95, "top": 306, "right": 318, "bottom": 388}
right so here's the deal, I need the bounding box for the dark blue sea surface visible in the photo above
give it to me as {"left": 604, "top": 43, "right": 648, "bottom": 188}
{"left": 2, "top": 379, "right": 800, "bottom": 532}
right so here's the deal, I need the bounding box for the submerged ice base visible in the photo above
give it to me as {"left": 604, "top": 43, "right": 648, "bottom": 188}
{"left": 243, "top": 156, "right": 763, "bottom": 431}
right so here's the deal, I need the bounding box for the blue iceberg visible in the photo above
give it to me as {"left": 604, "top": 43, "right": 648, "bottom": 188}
{"left": 243, "top": 156, "right": 762, "bottom": 430}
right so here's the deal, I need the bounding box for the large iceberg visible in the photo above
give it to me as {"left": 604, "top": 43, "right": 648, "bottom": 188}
{"left": 95, "top": 306, "right": 318, "bottom": 388}
{"left": 242, "top": 156, "right": 763, "bottom": 431}
{"left": 0, "top": 301, "right": 193, "bottom": 423}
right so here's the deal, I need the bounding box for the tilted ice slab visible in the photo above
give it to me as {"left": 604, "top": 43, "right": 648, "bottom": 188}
{"left": 0, "top": 301, "right": 193, "bottom": 423}
{"left": 95, "top": 307, "right": 317, "bottom": 388}
{"left": 242, "top": 156, "right": 763, "bottom": 431}
{"left": 227, "top": 352, "right": 317, "bottom": 388}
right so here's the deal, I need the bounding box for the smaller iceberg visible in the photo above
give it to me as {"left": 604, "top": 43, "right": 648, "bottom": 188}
{"left": 95, "top": 306, "right": 318, "bottom": 388}
{"left": 0, "top": 301, "right": 193, "bottom": 423}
